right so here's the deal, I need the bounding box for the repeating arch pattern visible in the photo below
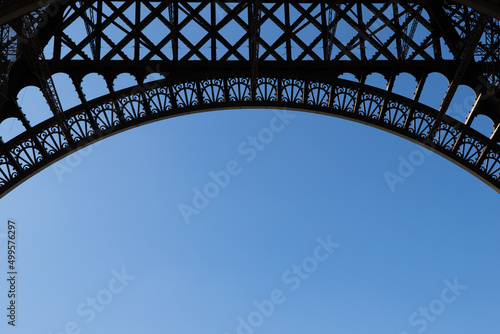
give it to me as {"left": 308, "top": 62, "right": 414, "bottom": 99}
{"left": 0, "top": 74, "right": 499, "bottom": 197}
{"left": 2, "top": 0, "right": 500, "bottom": 197}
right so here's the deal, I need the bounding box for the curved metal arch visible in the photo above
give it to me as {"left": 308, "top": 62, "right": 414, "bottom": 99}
{"left": 0, "top": 72, "right": 499, "bottom": 198}
{"left": 2, "top": 0, "right": 500, "bottom": 197}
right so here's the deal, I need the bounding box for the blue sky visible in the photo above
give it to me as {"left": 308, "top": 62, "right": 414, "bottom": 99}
{"left": 0, "top": 2, "right": 500, "bottom": 334}
{"left": 0, "top": 106, "right": 499, "bottom": 334}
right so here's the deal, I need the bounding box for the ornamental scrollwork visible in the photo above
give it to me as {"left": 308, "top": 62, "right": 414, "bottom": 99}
{"left": 146, "top": 87, "right": 172, "bottom": 114}
{"left": 433, "top": 123, "right": 460, "bottom": 150}
{"left": 480, "top": 151, "right": 500, "bottom": 180}
{"left": 10, "top": 139, "right": 43, "bottom": 170}
{"left": 255, "top": 77, "right": 277, "bottom": 102}
{"left": 0, "top": 156, "right": 18, "bottom": 186}
{"left": 91, "top": 102, "right": 121, "bottom": 131}
{"left": 307, "top": 82, "right": 331, "bottom": 107}
{"left": 408, "top": 111, "right": 434, "bottom": 138}
{"left": 384, "top": 101, "right": 409, "bottom": 128}
{"left": 331, "top": 86, "right": 356, "bottom": 113}
{"left": 173, "top": 82, "right": 199, "bottom": 107}
{"left": 358, "top": 92, "right": 383, "bottom": 118}
{"left": 201, "top": 78, "right": 225, "bottom": 104}
{"left": 228, "top": 77, "right": 251, "bottom": 102}
{"left": 36, "top": 124, "right": 69, "bottom": 155}
{"left": 455, "top": 135, "right": 485, "bottom": 164}
{"left": 281, "top": 78, "right": 304, "bottom": 104}
{"left": 1, "top": 74, "right": 500, "bottom": 196}
{"left": 67, "top": 112, "right": 94, "bottom": 142}
{"left": 118, "top": 93, "right": 148, "bottom": 122}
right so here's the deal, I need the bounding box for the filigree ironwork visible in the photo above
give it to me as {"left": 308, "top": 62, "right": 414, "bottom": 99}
{"left": 384, "top": 102, "right": 409, "bottom": 128}
{"left": 331, "top": 86, "right": 357, "bottom": 113}
{"left": 307, "top": 82, "right": 331, "bottom": 107}
{"left": 256, "top": 77, "right": 277, "bottom": 102}
{"left": 358, "top": 92, "right": 383, "bottom": 119}
{"left": 456, "top": 135, "right": 485, "bottom": 164}
{"left": 1, "top": 0, "right": 500, "bottom": 196}
{"left": 408, "top": 111, "right": 434, "bottom": 138}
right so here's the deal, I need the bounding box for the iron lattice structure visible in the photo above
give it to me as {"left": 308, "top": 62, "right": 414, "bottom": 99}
{"left": 1, "top": 0, "right": 500, "bottom": 196}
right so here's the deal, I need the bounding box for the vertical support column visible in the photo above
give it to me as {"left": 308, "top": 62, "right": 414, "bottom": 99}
{"left": 378, "top": 71, "right": 396, "bottom": 122}
{"left": 324, "top": 1, "right": 337, "bottom": 61}
{"left": 95, "top": 0, "right": 102, "bottom": 60}
{"left": 352, "top": 71, "right": 367, "bottom": 115}
{"left": 105, "top": 76, "right": 126, "bottom": 124}
{"left": 80, "top": 1, "right": 98, "bottom": 60}
{"left": 13, "top": 103, "right": 49, "bottom": 159}
{"left": 403, "top": 71, "right": 428, "bottom": 130}
{"left": 284, "top": 1, "right": 292, "bottom": 60}
{"left": 72, "top": 77, "right": 101, "bottom": 135}
{"left": 249, "top": 0, "right": 261, "bottom": 101}
{"left": 169, "top": 1, "right": 178, "bottom": 61}
{"left": 321, "top": 2, "right": 328, "bottom": 60}
{"left": 134, "top": 1, "right": 140, "bottom": 61}
{"left": 393, "top": 2, "right": 402, "bottom": 60}
{"left": 211, "top": 1, "right": 216, "bottom": 61}
{"left": 356, "top": 3, "right": 366, "bottom": 61}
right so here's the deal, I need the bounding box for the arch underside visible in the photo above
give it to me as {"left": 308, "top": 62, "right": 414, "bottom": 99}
{"left": 1, "top": 72, "right": 499, "bottom": 197}
{"left": 2, "top": 0, "right": 500, "bottom": 196}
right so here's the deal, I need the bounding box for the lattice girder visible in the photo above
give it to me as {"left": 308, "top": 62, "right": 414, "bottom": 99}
{"left": 1, "top": 0, "right": 500, "bottom": 197}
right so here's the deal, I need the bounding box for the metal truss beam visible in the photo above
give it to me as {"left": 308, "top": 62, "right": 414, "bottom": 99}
{"left": 1, "top": 0, "right": 500, "bottom": 197}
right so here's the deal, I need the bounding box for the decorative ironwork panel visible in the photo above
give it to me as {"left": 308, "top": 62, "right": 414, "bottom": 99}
{"left": 331, "top": 86, "right": 357, "bottom": 113}
{"left": 455, "top": 135, "right": 485, "bottom": 164}
{"left": 10, "top": 139, "right": 42, "bottom": 170}
{"left": 91, "top": 101, "right": 121, "bottom": 131}
{"left": 384, "top": 101, "right": 410, "bottom": 128}
{"left": 118, "top": 94, "right": 148, "bottom": 121}
{"left": 255, "top": 77, "right": 277, "bottom": 102}
{"left": 481, "top": 151, "right": 500, "bottom": 181}
{"left": 146, "top": 87, "right": 173, "bottom": 114}
{"left": 408, "top": 110, "right": 434, "bottom": 138}
{"left": 200, "top": 79, "right": 225, "bottom": 104}
{"left": 173, "top": 82, "right": 199, "bottom": 108}
{"left": 228, "top": 77, "right": 251, "bottom": 102}
{"left": 2, "top": 0, "right": 500, "bottom": 196}
{"left": 307, "top": 82, "right": 331, "bottom": 107}
{"left": 67, "top": 112, "right": 94, "bottom": 142}
{"left": 36, "top": 125, "right": 69, "bottom": 155}
{"left": 0, "top": 156, "right": 17, "bottom": 187}
{"left": 433, "top": 123, "right": 461, "bottom": 150}
{"left": 281, "top": 78, "right": 305, "bottom": 104}
{"left": 358, "top": 92, "right": 383, "bottom": 119}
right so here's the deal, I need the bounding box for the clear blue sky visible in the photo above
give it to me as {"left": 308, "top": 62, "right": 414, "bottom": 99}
{"left": 0, "top": 3, "right": 499, "bottom": 334}
{"left": 0, "top": 106, "right": 499, "bottom": 334}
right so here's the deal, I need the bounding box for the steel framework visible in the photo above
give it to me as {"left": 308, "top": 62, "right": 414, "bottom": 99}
{"left": 1, "top": 0, "right": 500, "bottom": 196}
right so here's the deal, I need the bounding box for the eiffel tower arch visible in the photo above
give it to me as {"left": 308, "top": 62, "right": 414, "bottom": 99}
{"left": 1, "top": 0, "right": 500, "bottom": 197}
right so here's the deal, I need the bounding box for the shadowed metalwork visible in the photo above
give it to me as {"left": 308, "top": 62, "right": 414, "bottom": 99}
{"left": 1, "top": 0, "right": 500, "bottom": 196}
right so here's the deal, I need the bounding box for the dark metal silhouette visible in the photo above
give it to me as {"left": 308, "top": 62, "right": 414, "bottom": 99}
{"left": 1, "top": 1, "right": 500, "bottom": 197}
